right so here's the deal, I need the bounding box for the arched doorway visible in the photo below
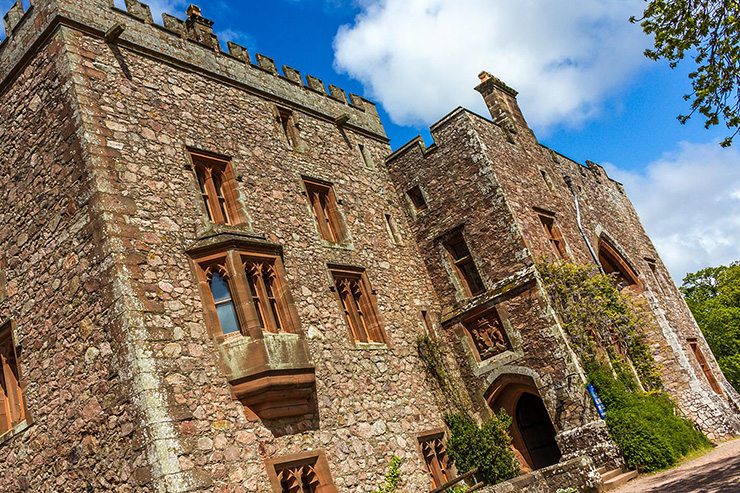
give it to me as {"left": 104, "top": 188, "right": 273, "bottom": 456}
{"left": 486, "top": 373, "right": 562, "bottom": 472}
{"left": 516, "top": 393, "right": 561, "bottom": 470}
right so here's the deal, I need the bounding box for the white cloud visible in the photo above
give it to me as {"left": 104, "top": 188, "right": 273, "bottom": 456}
{"left": 606, "top": 141, "right": 740, "bottom": 284}
{"left": 333, "top": 0, "right": 648, "bottom": 130}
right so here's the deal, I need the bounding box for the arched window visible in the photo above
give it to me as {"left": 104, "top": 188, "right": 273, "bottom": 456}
{"left": 598, "top": 239, "right": 641, "bottom": 290}
{"left": 208, "top": 270, "right": 241, "bottom": 335}
{"left": 190, "top": 151, "right": 241, "bottom": 225}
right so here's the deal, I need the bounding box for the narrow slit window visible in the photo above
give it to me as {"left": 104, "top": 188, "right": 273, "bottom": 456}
{"left": 208, "top": 270, "right": 242, "bottom": 335}
{"left": 332, "top": 268, "right": 386, "bottom": 344}
{"left": 421, "top": 310, "right": 435, "bottom": 336}
{"left": 407, "top": 185, "right": 427, "bottom": 212}
{"left": 538, "top": 214, "right": 567, "bottom": 259}
{"left": 359, "top": 144, "right": 375, "bottom": 169}
{"left": 444, "top": 232, "right": 485, "bottom": 297}
{"left": 540, "top": 169, "right": 554, "bottom": 192}
{"left": 385, "top": 214, "right": 402, "bottom": 245}
{"left": 304, "top": 179, "right": 346, "bottom": 244}
{"left": 190, "top": 151, "right": 241, "bottom": 225}
{"left": 278, "top": 108, "right": 300, "bottom": 149}
{"left": 419, "top": 434, "right": 452, "bottom": 489}
{"left": 688, "top": 339, "right": 723, "bottom": 395}
{"left": 0, "top": 322, "right": 26, "bottom": 435}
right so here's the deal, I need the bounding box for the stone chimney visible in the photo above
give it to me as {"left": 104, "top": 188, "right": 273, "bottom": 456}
{"left": 475, "top": 71, "right": 529, "bottom": 133}
{"left": 185, "top": 4, "right": 219, "bottom": 50}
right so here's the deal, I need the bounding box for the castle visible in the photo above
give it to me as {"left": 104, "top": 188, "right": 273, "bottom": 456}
{"left": 0, "top": 2, "right": 738, "bottom": 492}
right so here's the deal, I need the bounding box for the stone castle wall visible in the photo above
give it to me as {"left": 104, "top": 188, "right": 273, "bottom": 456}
{"left": 0, "top": 28, "right": 148, "bottom": 491}
{"left": 1, "top": 1, "right": 738, "bottom": 492}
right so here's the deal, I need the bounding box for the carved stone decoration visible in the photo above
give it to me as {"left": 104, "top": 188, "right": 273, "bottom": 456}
{"left": 464, "top": 310, "right": 511, "bottom": 361}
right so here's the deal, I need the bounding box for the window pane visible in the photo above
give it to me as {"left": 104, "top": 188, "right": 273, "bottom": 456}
{"left": 210, "top": 272, "right": 231, "bottom": 302}
{"left": 215, "top": 301, "right": 241, "bottom": 335}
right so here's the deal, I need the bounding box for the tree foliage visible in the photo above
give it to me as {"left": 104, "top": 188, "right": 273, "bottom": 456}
{"left": 631, "top": 1, "right": 740, "bottom": 146}
{"left": 538, "top": 260, "right": 662, "bottom": 390}
{"left": 681, "top": 262, "right": 740, "bottom": 390}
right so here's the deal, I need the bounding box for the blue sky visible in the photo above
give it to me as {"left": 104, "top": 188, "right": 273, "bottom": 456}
{"left": 2, "top": 0, "right": 738, "bottom": 281}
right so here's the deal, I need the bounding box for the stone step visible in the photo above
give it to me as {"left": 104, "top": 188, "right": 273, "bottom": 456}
{"left": 597, "top": 466, "right": 609, "bottom": 475}
{"left": 601, "top": 468, "right": 625, "bottom": 481}
{"left": 604, "top": 470, "right": 639, "bottom": 491}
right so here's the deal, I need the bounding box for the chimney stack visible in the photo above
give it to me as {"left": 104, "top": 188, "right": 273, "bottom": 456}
{"left": 475, "top": 71, "right": 529, "bottom": 133}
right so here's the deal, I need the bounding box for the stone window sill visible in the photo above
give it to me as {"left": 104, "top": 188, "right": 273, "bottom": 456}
{"left": 321, "top": 240, "right": 354, "bottom": 251}
{"left": 0, "top": 420, "right": 29, "bottom": 446}
{"left": 354, "top": 342, "right": 389, "bottom": 351}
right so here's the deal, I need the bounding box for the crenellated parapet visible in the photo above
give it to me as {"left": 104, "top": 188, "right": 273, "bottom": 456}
{"left": 0, "top": 0, "right": 386, "bottom": 138}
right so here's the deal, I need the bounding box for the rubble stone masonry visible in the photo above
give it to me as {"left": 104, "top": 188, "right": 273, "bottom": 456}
{"left": 1, "top": 2, "right": 738, "bottom": 493}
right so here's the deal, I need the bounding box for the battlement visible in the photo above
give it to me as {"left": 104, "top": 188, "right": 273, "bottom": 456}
{"left": 387, "top": 105, "right": 624, "bottom": 194}
{"left": 0, "top": 1, "right": 386, "bottom": 138}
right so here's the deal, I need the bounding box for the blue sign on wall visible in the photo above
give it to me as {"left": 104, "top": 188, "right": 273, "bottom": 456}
{"left": 587, "top": 384, "right": 607, "bottom": 419}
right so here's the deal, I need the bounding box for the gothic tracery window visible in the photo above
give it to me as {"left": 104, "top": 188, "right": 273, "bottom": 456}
{"left": 269, "top": 453, "right": 337, "bottom": 493}
{"left": 419, "top": 434, "right": 452, "bottom": 489}
{"left": 193, "top": 248, "right": 300, "bottom": 339}
{"left": 304, "top": 178, "right": 346, "bottom": 244}
{"left": 0, "top": 322, "right": 26, "bottom": 435}
{"left": 190, "top": 151, "right": 242, "bottom": 225}
{"left": 331, "top": 268, "right": 386, "bottom": 344}
{"left": 207, "top": 267, "right": 241, "bottom": 335}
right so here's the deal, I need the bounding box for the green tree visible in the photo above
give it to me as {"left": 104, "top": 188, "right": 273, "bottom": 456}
{"left": 681, "top": 262, "right": 740, "bottom": 390}
{"left": 631, "top": 1, "right": 740, "bottom": 146}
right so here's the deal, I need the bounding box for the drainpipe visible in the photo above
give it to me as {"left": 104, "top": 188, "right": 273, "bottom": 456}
{"left": 564, "top": 175, "right": 603, "bottom": 273}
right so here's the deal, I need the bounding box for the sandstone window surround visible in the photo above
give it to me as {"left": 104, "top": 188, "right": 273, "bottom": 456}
{"left": 406, "top": 184, "right": 428, "bottom": 213}
{"left": 191, "top": 246, "right": 301, "bottom": 340}
{"left": 597, "top": 239, "right": 642, "bottom": 291}
{"left": 644, "top": 257, "right": 666, "bottom": 295}
{"left": 0, "top": 320, "right": 29, "bottom": 438}
{"left": 443, "top": 231, "right": 486, "bottom": 298}
{"left": 462, "top": 308, "right": 512, "bottom": 362}
{"left": 421, "top": 309, "right": 436, "bottom": 337}
{"left": 330, "top": 266, "right": 387, "bottom": 346}
{"left": 358, "top": 143, "right": 375, "bottom": 170}
{"left": 384, "top": 213, "right": 403, "bottom": 245}
{"left": 276, "top": 106, "right": 303, "bottom": 151}
{"left": 188, "top": 234, "right": 315, "bottom": 421}
{"left": 536, "top": 211, "right": 568, "bottom": 260}
{"left": 539, "top": 169, "right": 555, "bottom": 193}
{"left": 302, "top": 178, "right": 349, "bottom": 245}
{"left": 189, "top": 150, "right": 245, "bottom": 226}
{"left": 266, "top": 450, "right": 337, "bottom": 493}
{"left": 418, "top": 432, "right": 453, "bottom": 489}
{"left": 687, "top": 338, "right": 724, "bottom": 395}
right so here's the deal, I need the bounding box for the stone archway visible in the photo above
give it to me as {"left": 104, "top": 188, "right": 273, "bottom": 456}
{"left": 485, "top": 373, "right": 562, "bottom": 472}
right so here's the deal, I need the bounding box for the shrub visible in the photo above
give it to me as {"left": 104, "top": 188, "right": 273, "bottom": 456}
{"left": 444, "top": 412, "right": 519, "bottom": 485}
{"left": 373, "top": 456, "right": 403, "bottom": 493}
{"left": 589, "top": 366, "right": 710, "bottom": 472}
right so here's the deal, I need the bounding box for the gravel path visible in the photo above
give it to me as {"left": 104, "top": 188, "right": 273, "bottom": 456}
{"left": 613, "top": 439, "right": 740, "bottom": 493}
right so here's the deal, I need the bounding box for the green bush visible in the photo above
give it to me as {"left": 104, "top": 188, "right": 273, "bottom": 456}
{"left": 444, "top": 412, "right": 519, "bottom": 485}
{"left": 589, "top": 365, "right": 710, "bottom": 472}
{"left": 373, "top": 456, "right": 403, "bottom": 493}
